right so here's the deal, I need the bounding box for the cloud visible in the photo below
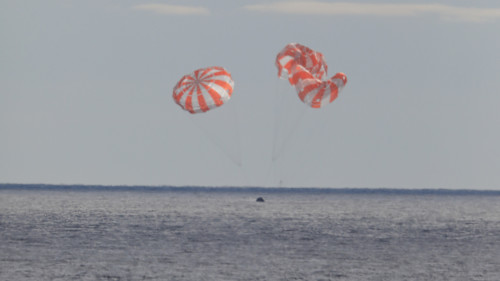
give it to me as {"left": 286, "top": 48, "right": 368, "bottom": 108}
{"left": 133, "top": 4, "right": 210, "bottom": 16}
{"left": 244, "top": 2, "right": 500, "bottom": 23}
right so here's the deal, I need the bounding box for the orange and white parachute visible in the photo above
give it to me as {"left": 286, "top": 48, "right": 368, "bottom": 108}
{"left": 276, "top": 43, "right": 328, "bottom": 83}
{"left": 276, "top": 43, "right": 347, "bottom": 108}
{"left": 173, "top": 66, "right": 234, "bottom": 114}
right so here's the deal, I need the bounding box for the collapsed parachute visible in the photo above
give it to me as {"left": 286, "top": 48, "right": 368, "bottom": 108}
{"left": 276, "top": 43, "right": 347, "bottom": 108}
{"left": 173, "top": 66, "right": 234, "bottom": 114}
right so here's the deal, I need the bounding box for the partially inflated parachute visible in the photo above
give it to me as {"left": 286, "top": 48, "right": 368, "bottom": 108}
{"left": 276, "top": 43, "right": 328, "bottom": 83}
{"left": 173, "top": 66, "right": 234, "bottom": 114}
{"left": 271, "top": 43, "right": 348, "bottom": 185}
{"left": 276, "top": 43, "right": 347, "bottom": 108}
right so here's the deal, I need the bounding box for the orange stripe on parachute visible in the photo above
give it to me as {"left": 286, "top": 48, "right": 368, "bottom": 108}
{"left": 204, "top": 68, "right": 229, "bottom": 79}
{"left": 211, "top": 80, "right": 233, "bottom": 97}
{"left": 310, "top": 85, "right": 326, "bottom": 108}
{"left": 173, "top": 81, "right": 194, "bottom": 104}
{"left": 276, "top": 43, "right": 347, "bottom": 108}
{"left": 201, "top": 82, "right": 223, "bottom": 107}
{"left": 196, "top": 84, "right": 209, "bottom": 113}
{"left": 290, "top": 67, "right": 315, "bottom": 85}
{"left": 298, "top": 81, "right": 321, "bottom": 102}
{"left": 172, "top": 66, "right": 234, "bottom": 114}
{"left": 328, "top": 80, "right": 339, "bottom": 103}
{"left": 184, "top": 92, "right": 194, "bottom": 113}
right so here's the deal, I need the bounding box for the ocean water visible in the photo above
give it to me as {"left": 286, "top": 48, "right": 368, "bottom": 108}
{"left": 1, "top": 185, "right": 499, "bottom": 280}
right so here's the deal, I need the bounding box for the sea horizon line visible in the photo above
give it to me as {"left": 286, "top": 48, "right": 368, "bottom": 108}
{"left": 1, "top": 183, "right": 499, "bottom": 196}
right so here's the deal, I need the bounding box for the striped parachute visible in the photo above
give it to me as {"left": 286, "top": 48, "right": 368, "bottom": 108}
{"left": 276, "top": 43, "right": 328, "bottom": 83}
{"left": 276, "top": 43, "right": 347, "bottom": 108}
{"left": 172, "top": 66, "right": 241, "bottom": 166}
{"left": 173, "top": 66, "right": 234, "bottom": 114}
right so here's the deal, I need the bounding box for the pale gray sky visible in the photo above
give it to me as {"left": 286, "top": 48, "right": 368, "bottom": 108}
{"left": 2, "top": 1, "right": 500, "bottom": 189}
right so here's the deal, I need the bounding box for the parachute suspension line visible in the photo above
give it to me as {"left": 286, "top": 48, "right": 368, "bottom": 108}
{"left": 268, "top": 107, "right": 330, "bottom": 187}
{"left": 264, "top": 80, "right": 287, "bottom": 186}
{"left": 174, "top": 66, "right": 242, "bottom": 169}
{"left": 271, "top": 79, "right": 307, "bottom": 162}
{"left": 188, "top": 103, "right": 242, "bottom": 167}
{"left": 271, "top": 79, "right": 287, "bottom": 162}
{"left": 279, "top": 109, "right": 330, "bottom": 186}
{"left": 270, "top": 43, "right": 348, "bottom": 187}
{"left": 225, "top": 96, "right": 255, "bottom": 187}
{"left": 264, "top": 80, "right": 282, "bottom": 186}
{"left": 229, "top": 95, "right": 243, "bottom": 168}
{"left": 267, "top": 78, "right": 309, "bottom": 187}
{"left": 188, "top": 107, "right": 249, "bottom": 187}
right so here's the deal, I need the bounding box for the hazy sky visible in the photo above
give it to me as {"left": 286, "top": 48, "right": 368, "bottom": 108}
{"left": 2, "top": 1, "right": 500, "bottom": 189}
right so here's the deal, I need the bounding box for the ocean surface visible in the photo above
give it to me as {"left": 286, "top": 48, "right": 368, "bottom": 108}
{"left": 1, "top": 184, "right": 499, "bottom": 281}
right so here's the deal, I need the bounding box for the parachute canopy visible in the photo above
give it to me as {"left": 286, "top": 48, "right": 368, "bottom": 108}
{"left": 276, "top": 43, "right": 328, "bottom": 83}
{"left": 276, "top": 43, "right": 347, "bottom": 108}
{"left": 173, "top": 66, "right": 234, "bottom": 114}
